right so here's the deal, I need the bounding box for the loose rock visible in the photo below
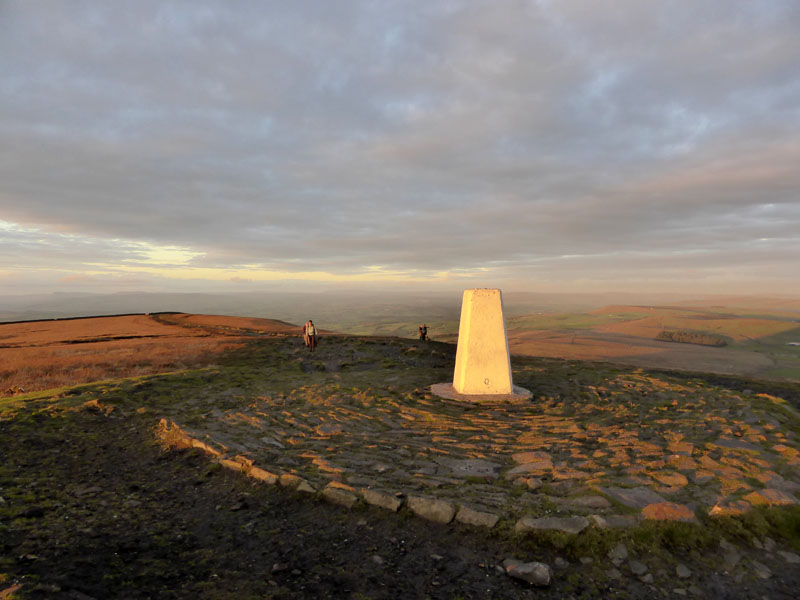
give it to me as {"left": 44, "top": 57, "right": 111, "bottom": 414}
{"left": 607, "top": 543, "right": 628, "bottom": 565}
{"left": 672, "top": 588, "right": 687, "bottom": 596}
{"left": 629, "top": 560, "right": 648, "bottom": 576}
{"left": 778, "top": 551, "right": 800, "bottom": 564}
{"left": 515, "top": 477, "right": 542, "bottom": 490}
{"left": 361, "top": 489, "right": 403, "bottom": 512}
{"left": 502, "top": 559, "right": 551, "bottom": 587}
{"left": 296, "top": 480, "right": 316, "bottom": 494}
{"left": 322, "top": 484, "right": 358, "bottom": 508}
{"left": 455, "top": 505, "right": 500, "bottom": 529}
{"left": 407, "top": 496, "right": 455, "bottom": 524}
{"left": 751, "top": 560, "right": 771, "bottom": 579}
{"left": 248, "top": 466, "right": 278, "bottom": 485}
{"left": 279, "top": 473, "right": 302, "bottom": 488}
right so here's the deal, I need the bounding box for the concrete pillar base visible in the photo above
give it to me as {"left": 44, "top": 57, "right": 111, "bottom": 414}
{"left": 430, "top": 382, "right": 532, "bottom": 403}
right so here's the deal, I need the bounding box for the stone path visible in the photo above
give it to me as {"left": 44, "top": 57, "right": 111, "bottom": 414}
{"left": 157, "top": 337, "right": 800, "bottom": 534}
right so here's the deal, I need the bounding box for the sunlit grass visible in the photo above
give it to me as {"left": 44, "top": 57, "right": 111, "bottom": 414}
{"left": 1, "top": 336, "right": 246, "bottom": 396}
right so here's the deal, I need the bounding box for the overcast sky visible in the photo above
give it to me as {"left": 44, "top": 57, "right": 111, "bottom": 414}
{"left": 1, "top": 0, "right": 798, "bottom": 297}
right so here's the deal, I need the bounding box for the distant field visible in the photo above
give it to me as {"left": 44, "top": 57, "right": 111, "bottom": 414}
{"left": 341, "top": 303, "right": 800, "bottom": 381}
{"left": 590, "top": 305, "right": 798, "bottom": 341}
{"left": 0, "top": 314, "right": 297, "bottom": 396}
{"left": 505, "top": 305, "right": 800, "bottom": 381}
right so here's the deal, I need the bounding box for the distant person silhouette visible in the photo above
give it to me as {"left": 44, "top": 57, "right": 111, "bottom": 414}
{"left": 303, "top": 319, "right": 318, "bottom": 351}
{"left": 418, "top": 324, "right": 428, "bottom": 341}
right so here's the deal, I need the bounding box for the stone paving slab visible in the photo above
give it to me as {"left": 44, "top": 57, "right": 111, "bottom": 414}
{"left": 156, "top": 338, "right": 800, "bottom": 536}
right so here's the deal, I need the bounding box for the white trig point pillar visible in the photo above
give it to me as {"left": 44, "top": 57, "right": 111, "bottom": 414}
{"left": 432, "top": 288, "right": 531, "bottom": 401}
{"left": 454, "top": 288, "right": 513, "bottom": 393}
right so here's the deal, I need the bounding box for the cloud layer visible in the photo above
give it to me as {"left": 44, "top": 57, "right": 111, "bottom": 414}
{"left": 1, "top": 0, "right": 798, "bottom": 294}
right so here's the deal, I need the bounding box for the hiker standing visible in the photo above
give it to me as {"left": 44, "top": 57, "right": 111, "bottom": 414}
{"left": 418, "top": 324, "right": 428, "bottom": 341}
{"left": 303, "top": 319, "right": 318, "bottom": 351}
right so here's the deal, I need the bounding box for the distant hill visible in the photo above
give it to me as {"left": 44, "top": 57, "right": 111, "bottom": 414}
{"left": 0, "top": 313, "right": 298, "bottom": 396}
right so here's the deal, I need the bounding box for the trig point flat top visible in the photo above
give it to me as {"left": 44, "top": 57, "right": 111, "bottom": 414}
{"left": 432, "top": 288, "right": 531, "bottom": 402}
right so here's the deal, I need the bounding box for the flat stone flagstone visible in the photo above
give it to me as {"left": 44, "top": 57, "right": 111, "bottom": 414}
{"left": 512, "top": 450, "right": 552, "bottom": 463}
{"left": 711, "top": 437, "right": 763, "bottom": 453}
{"left": 505, "top": 459, "right": 554, "bottom": 479}
{"left": 590, "top": 514, "right": 640, "bottom": 529}
{"left": 439, "top": 458, "right": 503, "bottom": 479}
{"left": 641, "top": 502, "right": 698, "bottom": 522}
{"left": 154, "top": 336, "right": 800, "bottom": 537}
{"left": 653, "top": 472, "right": 689, "bottom": 487}
{"left": 560, "top": 495, "right": 612, "bottom": 509}
{"left": 743, "top": 488, "right": 798, "bottom": 506}
{"left": 600, "top": 487, "right": 668, "bottom": 509}
{"left": 710, "top": 499, "right": 751, "bottom": 516}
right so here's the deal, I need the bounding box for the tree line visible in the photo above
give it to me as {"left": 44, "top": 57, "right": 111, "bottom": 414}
{"left": 655, "top": 329, "right": 729, "bottom": 347}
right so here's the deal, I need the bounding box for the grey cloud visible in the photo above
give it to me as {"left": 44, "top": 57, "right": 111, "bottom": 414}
{"left": 1, "top": 0, "right": 798, "bottom": 292}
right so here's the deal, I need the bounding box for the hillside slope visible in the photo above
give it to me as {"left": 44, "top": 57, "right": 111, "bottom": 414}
{"left": 0, "top": 314, "right": 298, "bottom": 396}
{"left": 2, "top": 321, "right": 800, "bottom": 598}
